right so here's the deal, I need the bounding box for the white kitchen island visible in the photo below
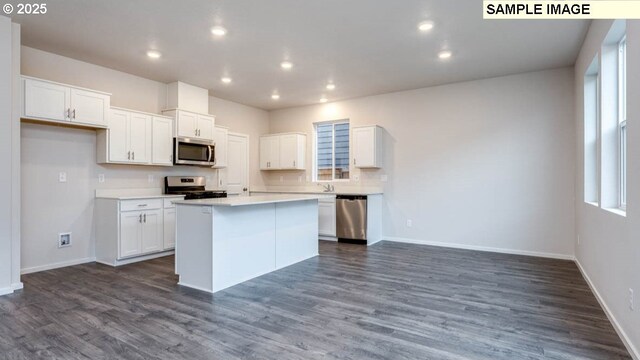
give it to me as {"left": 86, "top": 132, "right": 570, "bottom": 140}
{"left": 173, "top": 194, "right": 327, "bottom": 293}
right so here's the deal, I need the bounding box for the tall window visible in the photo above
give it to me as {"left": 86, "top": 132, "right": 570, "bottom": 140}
{"left": 315, "top": 121, "right": 350, "bottom": 181}
{"left": 584, "top": 56, "right": 599, "bottom": 204}
{"left": 619, "top": 37, "right": 627, "bottom": 209}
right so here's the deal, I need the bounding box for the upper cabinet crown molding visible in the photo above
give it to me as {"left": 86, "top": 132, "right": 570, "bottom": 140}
{"left": 21, "top": 76, "right": 111, "bottom": 129}
{"left": 162, "top": 109, "right": 215, "bottom": 141}
{"left": 260, "top": 133, "right": 306, "bottom": 171}
{"left": 353, "top": 125, "right": 383, "bottom": 169}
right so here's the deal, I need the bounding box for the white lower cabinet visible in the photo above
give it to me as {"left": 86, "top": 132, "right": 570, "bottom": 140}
{"left": 318, "top": 197, "right": 337, "bottom": 237}
{"left": 96, "top": 196, "right": 183, "bottom": 266}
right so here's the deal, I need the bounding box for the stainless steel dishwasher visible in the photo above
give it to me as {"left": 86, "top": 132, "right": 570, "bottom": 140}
{"left": 336, "top": 195, "right": 367, "bottom": 243}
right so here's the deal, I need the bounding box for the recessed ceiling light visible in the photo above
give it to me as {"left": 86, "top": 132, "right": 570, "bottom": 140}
{"left": 280, "top": 61, "right": 293, "bottom": 70}
{"left": 326, "top": 83, "right": 336, "bottom": 90}
{"left": 211, "top": 26, "right": 227, "bottom": 37}
{"left": 271, "top": 94, "right": 280, "bottom": 100}
{"left": 146, "top": 50, "right": 161, "bottom": 59}
{"left": 319, "top": 97, "right": 328, "bottom": 103}
{"left": 418, "top": 21, "right": 434, "bottom": 32}
{"left": 221, "top": 77, "right": 232, "bottom": 84}
{"left": 438, "top": 50, "right": 452, "bottom": 60}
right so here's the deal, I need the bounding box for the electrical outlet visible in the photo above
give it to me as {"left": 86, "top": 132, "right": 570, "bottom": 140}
{"left": 148, "top": 174, "right": 155, "bottom": 183}
{"left": 406, "top": 219, "right": 413, "bottom": 227}
{"left": 59, "top": 172, "right": 67, "bottom": 183}
{"left": 58, "top": 233, "right": 71, "bottom": 248}
{"left": 98, "top": 174, "right": 105, "bottom": 183}
{"left": 354, "top": 175, "right": 360, "bottom": 182}
{"left": 630, "top": 289, "right": 635, "bottom": 311}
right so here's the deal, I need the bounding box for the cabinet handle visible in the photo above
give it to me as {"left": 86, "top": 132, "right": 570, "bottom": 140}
{"left": 354, "top": 158, "right": 357, "bottom": 166}
{"left": 293, "top": 161, "right": 296, "bottom": 167}
{"left": 143, "top": 213, "right": 146, "bottom": 223}
{"left": 127, "top": 151, "right": 131, "bottom": 160}
{"left": 137, "top": 204, "right": 148, "bottom": 207}
{"left": 72, "top": 109, "right": 76, "bottom": 119}
{"left": 66, "top": 108, "right": 71, "bottom": 119}
{"left": 195, "top": 129, "right": 198, "bottom": 136}
{"left": 132, "top": 152, "right": 135, "bottom": 160}
{"left": 139, "top": 214, "right": 142, "bottom": 223}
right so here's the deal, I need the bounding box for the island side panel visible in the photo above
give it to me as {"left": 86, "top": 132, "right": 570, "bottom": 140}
{"left": 367, "top": 194, "right": 383, "bottom": 246}
{"left": 175, "top": 204, "right": 214, "bottom": 293}
{"left": 212, "top": 203, "right": 276, "bottom": 293}
{"left": 275, "top": 200, "right": 319, "bottom": 269}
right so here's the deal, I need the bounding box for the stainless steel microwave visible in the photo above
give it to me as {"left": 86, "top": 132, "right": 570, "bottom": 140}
{"left": 174, "top": 137, "right": 216, "bottom": 166}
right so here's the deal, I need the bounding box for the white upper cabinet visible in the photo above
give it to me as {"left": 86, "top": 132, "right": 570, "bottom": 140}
{"left": 197, "top": 114, "right": 215, "bottom": 141}
{"left": 22, "top": 77, "right": 110, "bottom": 128}
{"left": 24, "top": 78, "right": 70, "bottom": 122}
{"left": 128, "top": 112, "right": 151, "bottom": 164}
{"left": 353, "top": 125, "right": 383, "bottom": 168}
{"left": 98, "top": 108, "right": 171, "bottom": 166}
{"left": 260, "top": 133, "right": 305, "bottom": 170}
{"left": 151, "top": 116, "right": 174, "bottom": 166}
{"left": 212, "top": 125, "right": 228, "bottom": 168}
{"left": 163, "top": 109, "right": 215, "bottom": 141}
{"left": 177, "top": 111, "right": 198, "bottom": 138}
{"left": 70, "top": 88, "right": 109, "bottom": 126}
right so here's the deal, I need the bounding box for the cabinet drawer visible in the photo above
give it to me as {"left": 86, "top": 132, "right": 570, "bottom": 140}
{"left": 163, "top": 197, "right": 183, "bottom": 209}
{"left": 120, "top": 199, "right": 163, "bottom": 212}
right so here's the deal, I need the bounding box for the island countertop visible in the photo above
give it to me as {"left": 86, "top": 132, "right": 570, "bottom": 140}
{"left": 173, "top": 194, "right": 333, "bottom": 207}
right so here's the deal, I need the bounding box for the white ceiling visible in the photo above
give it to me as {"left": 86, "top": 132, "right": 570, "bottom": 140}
{"left": 7, "top": 0, "right": 589, "bottom": 110}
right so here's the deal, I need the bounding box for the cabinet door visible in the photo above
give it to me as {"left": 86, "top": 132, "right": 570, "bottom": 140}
{"left": 279, "top": 135, "right": 298, "bottom": 169}
{"left": 213, "top": 126, "right": 228, "bottom": 168}
{"left": 177, "top": 111, "right": 198, "bottom": 138}
{"left": 318, "top": 199, "right": 337, "bottom": 237}
{"left": 259, "top": 137, "right": 271, "bottom": 170}
{"left": 353, "top": 127, "right": 376, "bottom": 168}
{"left": 23, "top": 78, "right": 70, "bottom": 122}
{"left": 141, "top": 210, "right": 163, "bottom": 254}
{"left": 70, "top": 88, "right": 109, "bottom": 126}
{"left": 197, "top": 115, "right": 215, "bottom": 140}
{"left": 119, "top": 212, "right": 142, "bottom": 258}
{"left": 268, "top": 136, "right": 281, "bottom": 169}
{"left": 152, "top": 117, "right": 173, "bottom": 166}
{"left": 129, "top": 113, "right": 151, "bottom": 164}
{"left": 108, "top": 110, "right": 130, "bottom": 162}
{"left": 163, "top": 208, "right": 176, "bottom": 250}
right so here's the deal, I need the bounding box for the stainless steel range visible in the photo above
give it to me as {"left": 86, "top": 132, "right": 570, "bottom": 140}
{"left": 164, "top": 176, "right": 227, "bottom": 200}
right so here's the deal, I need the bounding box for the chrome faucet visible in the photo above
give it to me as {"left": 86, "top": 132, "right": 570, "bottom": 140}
{"left": 322, "top": 184, "right": 335, "bottom": 192}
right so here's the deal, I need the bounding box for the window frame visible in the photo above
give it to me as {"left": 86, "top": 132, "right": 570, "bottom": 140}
{"left": 618, "top": 36, "right": 627, "bottom": 210}
{"left": 313, "top": 120, "right": 350, "bottom": 183}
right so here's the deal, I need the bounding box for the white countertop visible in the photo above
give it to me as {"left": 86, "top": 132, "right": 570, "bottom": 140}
{"left": 251, "top": 189, "right": 383, "bottom": 196}
{"left": 174, "top": 194, "right": 333, "bottom": 207}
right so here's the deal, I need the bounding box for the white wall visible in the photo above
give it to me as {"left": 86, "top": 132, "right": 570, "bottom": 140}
{"left": 269, "top": 68, "right": 576, "bottom": 258}
{"left": 0, "top": 16, "right": 14, "bottom": 294}
{"left": 575, "top": 20, "right": 640, "bottom": 357}
{"left": 20, "top": 47, "right": 269, "bottom": 273}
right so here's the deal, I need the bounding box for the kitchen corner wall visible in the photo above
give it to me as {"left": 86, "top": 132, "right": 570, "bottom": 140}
{"left": 268, "top": 67, "right": 576, "bottom": 258}
{"left": 19, "top": 46, "right": 268, "bottom": 273}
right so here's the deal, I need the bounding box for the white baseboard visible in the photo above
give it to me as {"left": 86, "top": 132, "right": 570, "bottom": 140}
{"left": 319, "top": 236, "right": 337, "bottom": 241}
{"left": 21, "top": 257, "right": 97, "bottom": 275}
{"left": 0, "top": 286, "right": 13, "bottom": 296}
{"left": 383, "top": 236, "right": 575, "bottom": 260}
{"left": 575, "top": 259, "right": 639, "bottom": 360}
{"left": 96, "top": 251, "right": 174, "bottom": 267}
{"left": 12, "top": 282, "right": 23, "bottom": 290}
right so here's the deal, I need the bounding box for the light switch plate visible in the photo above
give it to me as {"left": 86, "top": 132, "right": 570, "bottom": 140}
{"left": 59, "top": 172, "right": 67, "bottom": 183}
{"left": 98, "top": 174, "right": 105, "bottom": 183}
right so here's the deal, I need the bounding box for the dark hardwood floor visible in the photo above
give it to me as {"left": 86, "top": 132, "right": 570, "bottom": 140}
{"left": 0, "top": 241, "right": 631, "bottom": 359}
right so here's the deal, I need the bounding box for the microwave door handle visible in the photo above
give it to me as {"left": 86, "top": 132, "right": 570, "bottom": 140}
{"left": 208, "top": 145, "right": 213, "bottom": 163}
